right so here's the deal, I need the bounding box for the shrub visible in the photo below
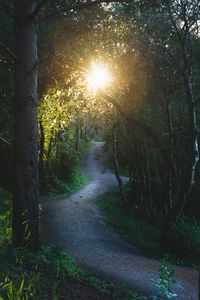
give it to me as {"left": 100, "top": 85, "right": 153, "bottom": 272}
{"left": 170, "top": 216, "right": 200, "bottom": 258}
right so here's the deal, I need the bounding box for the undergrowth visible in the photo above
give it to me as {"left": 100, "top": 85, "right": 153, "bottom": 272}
{"left": 96, "top": 188, "right": 200, "bottom": 270}
{"left": 40, "top": 168, "right": 87, "bottom": 200}
{"left": 40, "top": 138, "right": 91, "bottom": 200}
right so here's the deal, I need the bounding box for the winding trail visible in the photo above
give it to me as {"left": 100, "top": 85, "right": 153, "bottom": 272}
{"left": 42, "top": 142, "right": 199, "bottom": 300}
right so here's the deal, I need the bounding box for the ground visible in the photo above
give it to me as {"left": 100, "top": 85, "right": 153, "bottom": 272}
{"left": 41, "top": 142, "right": 199, "bottom": 300}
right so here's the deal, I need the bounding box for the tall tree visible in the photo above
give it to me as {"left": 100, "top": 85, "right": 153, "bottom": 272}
{"left": 13, "top": 0, "right": 39, "bottom": 249}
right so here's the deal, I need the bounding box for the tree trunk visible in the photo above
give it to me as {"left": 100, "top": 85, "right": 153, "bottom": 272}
{"left": 112, "top": 128, "right": 126, "bottom": 209}
{"left": 39, "top": 120, "right": 45, "bottom": 185}
{"left": 181, "top": 69, "right": 199, "bottom": 212}
{"left": 112, "top": 110, "right": 126, "bottom": 209}
{"left": 165, "top": 95, "right": 174, "bottom": 213}
{"left": 13, "top": 0, "right": 40, "bottom": 250}
{"left": 144, "top": 144, "right": 152, "bottom": 214}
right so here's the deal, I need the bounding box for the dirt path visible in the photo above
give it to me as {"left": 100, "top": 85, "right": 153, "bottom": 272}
{"left": 42, "top": 142, "right": 199, "bottom": 300}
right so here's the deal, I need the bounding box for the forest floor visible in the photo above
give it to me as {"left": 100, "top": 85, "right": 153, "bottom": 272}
{"left": 42, "top": 141, "right": 199, "bottom": 300}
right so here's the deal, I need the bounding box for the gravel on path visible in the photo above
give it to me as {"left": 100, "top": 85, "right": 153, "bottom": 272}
{"left": 41, "top": 142, "right": 199, "bottom": 300}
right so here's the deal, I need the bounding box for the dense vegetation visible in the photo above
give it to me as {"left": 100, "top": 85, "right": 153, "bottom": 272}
{"left": 100, "top": 1, "right": 200, "bottom": 258}
{"left": 0, "top": 0, "right": 200, "bottom": 299}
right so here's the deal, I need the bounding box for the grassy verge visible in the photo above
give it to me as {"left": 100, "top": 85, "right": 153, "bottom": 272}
{"left": 39, "top": 168, "right": 87, "bottom": 201}
{"left": 96, "top": 188, "right": 200, "bottom": 270}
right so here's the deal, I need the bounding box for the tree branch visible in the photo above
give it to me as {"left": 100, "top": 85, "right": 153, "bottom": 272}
{"left": 166, "top": 2, "right": 183, "bottom": 45}
{"left": 104, "top": 94, "right": 170, "bottom": 163}
{"left": 0, "top": 135, "right": 12, "bottom": 147}
{"left": 0, "top": 42, "right": 17, "bottom": 62}
{"left": 0, "top": 1, "right": 15, "bottom": 18}
{"left": 40, "top": 0, "right": 137, "bottom": 22}
{"left": 29, "top": 0, "right": 46, "bottom": 19}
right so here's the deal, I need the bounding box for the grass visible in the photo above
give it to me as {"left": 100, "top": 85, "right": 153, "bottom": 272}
{"left": 40, "top": 168, "right": 88, "bottom": 201}
{"left": 96, "top": 189, "right": 161, "bottom": 255}
{"left": 96, "top": 188, "right": 200, "bottom": 270}
{"left": 0, "top": 244, "right": 118, "bottom": 300}
{"left": 104, "top": 158, "right": 129, "bottom": 177}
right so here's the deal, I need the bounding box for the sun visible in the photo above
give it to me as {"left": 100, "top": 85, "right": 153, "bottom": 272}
{"left": 86, "top": 62, "right": 111, "bottom": 92}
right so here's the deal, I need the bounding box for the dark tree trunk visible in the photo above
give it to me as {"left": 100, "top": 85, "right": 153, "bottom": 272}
{"left": 144, "top": 144, "right": 152, "bottom": 214}
{"left": 165, "top": 95, "right": 174, "bottom": 213}
{"left": 112, "top": 132, "right": 126, "bottom": 209}
{"left": 112, "top": 110, "right": 126, "bottom": 209}
{"left": 13, "top": 0, "right": 40, "bottom": 250}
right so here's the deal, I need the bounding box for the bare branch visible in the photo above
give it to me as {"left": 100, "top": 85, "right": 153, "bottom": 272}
{"left": 0, "top": 1, "right": 14, "bottom": 18}
{"left": 104, "top": 94, "right": 171, "bottom": 163}
{"left": 0, "top": 135, "right": 12, "bottom": 147}
{"left": 0, "top": 42, "right": 17, "bottom": 62}
{"left": 40, "top": 0, "right": 137, "bottom": 22}
{"left": 29, "top": 0, "right": 46, "bottom": 19}
{"left": 166, "top": 3, "right": 183, "bottom": 45}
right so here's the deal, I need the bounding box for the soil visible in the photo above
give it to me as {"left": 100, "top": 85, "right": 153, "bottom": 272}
{"left": 41, "top": 142, "right": 199, "bottom": 300}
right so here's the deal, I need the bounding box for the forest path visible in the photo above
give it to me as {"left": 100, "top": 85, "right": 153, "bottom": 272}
{"left": 42, "top": 141, "right": 198, "bottom": 300}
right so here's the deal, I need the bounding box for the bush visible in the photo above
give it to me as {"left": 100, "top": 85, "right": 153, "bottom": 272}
{"left": 170, "top": 216, "right": 200, "bottom": 258}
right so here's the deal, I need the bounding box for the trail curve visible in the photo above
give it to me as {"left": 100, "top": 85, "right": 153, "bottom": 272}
{"left": 41, "top": 142, "right": 199, "bottom": 300}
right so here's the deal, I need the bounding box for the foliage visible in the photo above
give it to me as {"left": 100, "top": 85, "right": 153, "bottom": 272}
{"left": 0, "top": 275, "right": 34, "bottom": 300}
{"left": 0, "top": 189, "right": 12, "bottom": 243}
{"left": 152, "top": 264, "right": 177, "bottom": 300}
{"left": 38, "top": 86, "right": 75, "bottom": 159}
{"left": 97, "top": 189, "right": 161, "bottom": 253}
{"left": 121, "top": 284, "right": 148, "bottom": 300}
{"left": 170, "top": 216, "right": 200, "bottom": 259}
{"left": 96, "top": 188, "right": 200, "bottom": 268}
{"left": 40, "top": 138, "right": 91, "bottom": 199}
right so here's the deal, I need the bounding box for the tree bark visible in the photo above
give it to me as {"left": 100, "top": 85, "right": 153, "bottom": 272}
{"left": 181, "top": 68, "right": 199, "bottom": 212}
{"left": 13, "top": 0, "right": 40, "bottom": 250}
{"left": 112, "top": 111, "right": 126, "bottom": 209}
{"left": 165, "top": 94, "right": 175, "bottom": 213}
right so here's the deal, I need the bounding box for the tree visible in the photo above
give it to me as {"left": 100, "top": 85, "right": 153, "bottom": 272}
{"left": 12, "top": 0, "right": 40, "bottom": 250}
{"left": 0, "top": 0, "right": 144, "bottom": 250}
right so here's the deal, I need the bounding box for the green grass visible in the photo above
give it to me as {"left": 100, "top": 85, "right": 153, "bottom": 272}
{"left": 40, "top": 168, "right": 88, "bottom": 201}
{"left": 105, "top": 159, "right": 129, "bottom": 177}
{"left": 96, "top": 189, "right": 161, "bottom": 255}
{"left": 96, "top": 189, "right": 200, "bottom": 270}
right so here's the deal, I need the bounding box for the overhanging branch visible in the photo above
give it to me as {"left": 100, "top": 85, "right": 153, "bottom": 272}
{"left": 0, "top": 1, "right": 15, "bottom": 18}
{"left": 105, "top": 94, "right": 170, "bottom": 163}
{"left": 0, "top": 136, "right": 12, "bottom": 147}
